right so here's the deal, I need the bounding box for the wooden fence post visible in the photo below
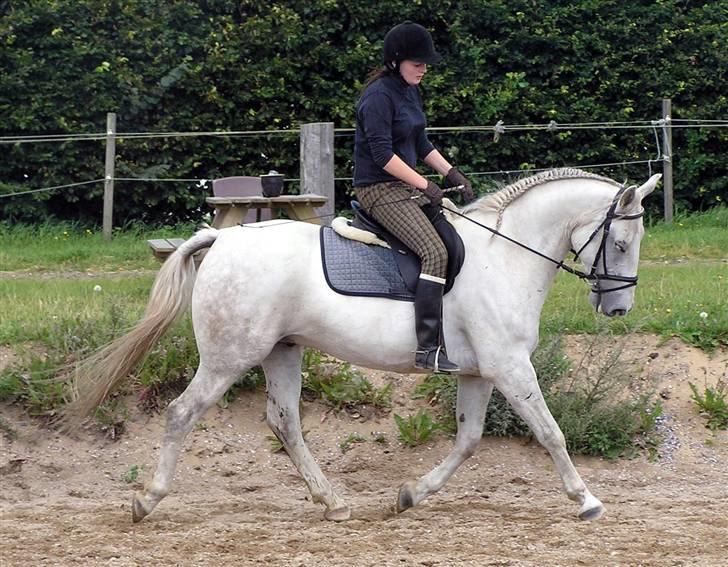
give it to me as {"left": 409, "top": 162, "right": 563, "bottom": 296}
{"left": 102, "top": 112, "right": 117, "bottom": 240}
{"left": 661, "top": 99, "right": 674, "bottom": 223}
{"left": 300, "top": 122, "right": 335, "bottom": 224}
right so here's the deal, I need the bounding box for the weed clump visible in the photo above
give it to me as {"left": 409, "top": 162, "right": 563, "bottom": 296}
{"left": 339, "top": 433, "right": 367, "bottom": 453}
{"left": 302, "top": 349, "right": 392, "bottom": 412}
{"left": 689, "top": 380, "right": 728, "bottom": 430}
{"left": 394, "top": 409, "right": 439, "bottom": 447}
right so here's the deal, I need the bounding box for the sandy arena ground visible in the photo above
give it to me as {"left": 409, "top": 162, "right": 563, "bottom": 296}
{"left": 1, "top": 335, "right": 726, "bottom": 566}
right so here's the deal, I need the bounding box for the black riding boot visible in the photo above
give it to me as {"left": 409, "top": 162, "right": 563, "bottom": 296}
{"left": 413, "top": 278, "right": 460, "bottom": 373}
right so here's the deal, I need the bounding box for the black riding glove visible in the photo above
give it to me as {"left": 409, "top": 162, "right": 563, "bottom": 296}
{"left": 421, "top": 180, "right": 444, "bottom": 206}
{"left": 445, "top": 167, "right": 476, "bottom": 204}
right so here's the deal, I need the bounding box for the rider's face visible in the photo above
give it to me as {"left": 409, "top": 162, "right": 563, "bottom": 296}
{"left": 399, "top": 60, "right": 427, "bottom": 86}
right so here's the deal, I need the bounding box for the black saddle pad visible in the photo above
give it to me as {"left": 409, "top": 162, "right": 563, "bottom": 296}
{"left": 319, "top": 208, "right": 465, "bottom": 302}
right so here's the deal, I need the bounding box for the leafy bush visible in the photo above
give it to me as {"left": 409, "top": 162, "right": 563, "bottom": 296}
{"left": 413, "top": 333, "right": 663, "bottom": 458}
{"left": 414, "top": 336, "right": 570, "bottom": 437}
{"left": 1, "top": 1, "right": 725, "bottom": 224}
{"left": 548, "top": 393, "right": 662, "bottom": 459}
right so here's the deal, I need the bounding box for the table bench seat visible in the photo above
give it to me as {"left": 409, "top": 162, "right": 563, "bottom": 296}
{"left": 147, "top": 238, "right": 204, "bottom": 266}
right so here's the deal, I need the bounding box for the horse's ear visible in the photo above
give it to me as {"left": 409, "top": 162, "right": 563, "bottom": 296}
{"left": 618, "top": 186, "right": 637, "bottom": 210}
{"left": 637, "top": 173, "right": 662, "bottom": 201}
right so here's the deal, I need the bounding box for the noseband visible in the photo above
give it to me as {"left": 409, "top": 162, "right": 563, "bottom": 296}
{"left": 571, "top": 185, "right": 644, "bottom": 296}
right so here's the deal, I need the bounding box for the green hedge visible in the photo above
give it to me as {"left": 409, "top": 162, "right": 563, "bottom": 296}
{"left": 1, "top": 0, "right": 725, "bottom": 224}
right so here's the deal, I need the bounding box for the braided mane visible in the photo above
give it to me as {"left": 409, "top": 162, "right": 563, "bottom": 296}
{"left": 466, "top": 168, "right": 622, "bottom": 230}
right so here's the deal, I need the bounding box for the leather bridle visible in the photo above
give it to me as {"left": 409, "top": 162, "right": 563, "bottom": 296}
{"left": 570, "top": 185, "right": 644, "bottom": 296}
{"left": 441, "top": 185, "right": 645, "bottom": 296}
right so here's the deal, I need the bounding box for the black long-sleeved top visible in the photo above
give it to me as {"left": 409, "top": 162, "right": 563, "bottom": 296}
{"left": 353, "top": 74, "right": 435, "bottom": 187}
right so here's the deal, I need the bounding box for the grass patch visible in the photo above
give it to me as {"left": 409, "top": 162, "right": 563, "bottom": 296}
{"left": 0, "top": 350, "right": 68, "bottom": 416}
{"left": 0, "top": 296, "right": 393, "bottom": 426}
{"left": 0, "top": 208, "right": 724, "bottom": 274}
{"left": 642, "top": 207, "right": 728, "bottom": 260}
{"left": 0, "top": 277, "right": 152, "bottom": 344}
{"left": 542, "top": 264, "right": 727, "bottom": 350}
{"left": 215, "top": 368, "right": 266, "bottom": 410}
{"left": 0, "top": 220, "right": 198, "bottom": 272}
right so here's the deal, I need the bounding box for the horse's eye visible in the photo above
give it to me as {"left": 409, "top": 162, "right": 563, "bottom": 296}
{"left": 615, "top": 240, "right": 627, "bottom": 253}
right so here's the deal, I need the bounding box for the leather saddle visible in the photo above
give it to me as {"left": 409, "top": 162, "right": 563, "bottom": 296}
{"left": 321, "top": 201, "right": 465, "bottom": 301}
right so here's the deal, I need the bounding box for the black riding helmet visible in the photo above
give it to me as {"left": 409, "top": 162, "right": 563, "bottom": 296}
{"left": 383, "top": 21, "right": 442, "bottom": 66}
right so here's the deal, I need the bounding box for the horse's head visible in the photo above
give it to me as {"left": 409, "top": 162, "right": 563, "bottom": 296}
{"left": 571, "top": 174, "right": 661, "bottom": 317}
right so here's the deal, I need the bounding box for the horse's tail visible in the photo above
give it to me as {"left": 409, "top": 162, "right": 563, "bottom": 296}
{"left": 63, "top": 228, "right": 220, "bottom": 425}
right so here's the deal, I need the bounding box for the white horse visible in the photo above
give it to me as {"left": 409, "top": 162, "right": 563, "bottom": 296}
{"left": 67, "top": 168, "right": 660, "bottom": 524}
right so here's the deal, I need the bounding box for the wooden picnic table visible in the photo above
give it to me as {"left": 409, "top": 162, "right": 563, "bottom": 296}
{"left": 148, "top": 193, "right": 329, "bottom": 263}
{"left": 206, "top": 193, "right": 329, "bottom": 228}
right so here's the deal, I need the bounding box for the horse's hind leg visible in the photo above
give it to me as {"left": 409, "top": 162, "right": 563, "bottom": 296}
{"left": 397, "top": 375, "right": 493, "bottom": 512}
{"left": 497, "top": 358, "right": 605, "bottom": 521}
{"left": 262, "top": 343, "right": 350, "bottom": 521}
{"left": 132, "top": 361, "right": 243, "bottom": 523}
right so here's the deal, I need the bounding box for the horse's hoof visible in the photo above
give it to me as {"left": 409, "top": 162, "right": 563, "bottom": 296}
{"left": 132, "top": 492, "right": 151, "bottom": 523}
{"left": 397, "top": 481, "right": 418, "bottom": 513}
{"left": 578, "top": 495, "right": 605, "bottom": 521}
{"left": 324, "top": 505, "right": 351, "bottom": 522}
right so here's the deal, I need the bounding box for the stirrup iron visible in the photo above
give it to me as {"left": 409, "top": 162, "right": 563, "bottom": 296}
{"left": 414, "top": 345, "right": 460, "bottom": 374}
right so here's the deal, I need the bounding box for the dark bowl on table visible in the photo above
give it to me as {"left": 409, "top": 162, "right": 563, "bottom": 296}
{"left": 260, "top": 174, "right": 284, "bottom": 197}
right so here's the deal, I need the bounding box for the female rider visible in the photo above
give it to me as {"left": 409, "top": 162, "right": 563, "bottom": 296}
{"left": 353, "top": 21, "right": 475, "bottom": 373}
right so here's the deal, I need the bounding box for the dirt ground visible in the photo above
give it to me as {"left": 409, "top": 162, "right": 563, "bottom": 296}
{"left": 1, "top": 335, "right": 726, "bottom": 567}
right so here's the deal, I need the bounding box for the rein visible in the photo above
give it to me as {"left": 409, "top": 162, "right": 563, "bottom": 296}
{"left": 441, "top": 185, "right": 644, "bottom": 295}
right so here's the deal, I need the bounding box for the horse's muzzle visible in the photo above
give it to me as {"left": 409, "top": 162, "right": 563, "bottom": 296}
{"left": 589, "top": 291, "right": 632, "bottom": 317}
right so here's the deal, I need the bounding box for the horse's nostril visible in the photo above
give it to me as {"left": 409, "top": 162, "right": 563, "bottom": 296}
{"left": 610, "top": 309, "right": 627, "bottom": 317}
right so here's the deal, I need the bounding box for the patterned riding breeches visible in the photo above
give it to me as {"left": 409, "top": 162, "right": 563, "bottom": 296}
{"left": 355, "top": 181, "right": 448, "bottom": 279}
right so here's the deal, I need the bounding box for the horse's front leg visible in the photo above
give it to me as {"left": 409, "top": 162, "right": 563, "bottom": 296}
{"left": 263, "top": 343, "right": 350, "bottom": 521}
{"left": 495, "top": 357, "right": 605, "bottom": 520}
{"left": 397, "top": 375, "right": 493, "bottom": 512}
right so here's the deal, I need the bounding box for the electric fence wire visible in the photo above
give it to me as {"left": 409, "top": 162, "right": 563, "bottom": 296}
{"left": 1, "top": 156, "right": 663, "bottom": 199}
{"left": 0, "top": 178, "right": 105, "bottom": 199}
{"left": 0, "top": 129, "right": 302, "bottom": 144}
{"left": 2, "top": 120, "right": 726, "bottom": 144}
{"left": 2, "top": 118, "right": 724, "bottom": 198}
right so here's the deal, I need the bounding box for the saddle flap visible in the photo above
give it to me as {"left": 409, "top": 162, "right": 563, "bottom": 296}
{"left": 320, "top": 202, "right": 466, "bottom": 299}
